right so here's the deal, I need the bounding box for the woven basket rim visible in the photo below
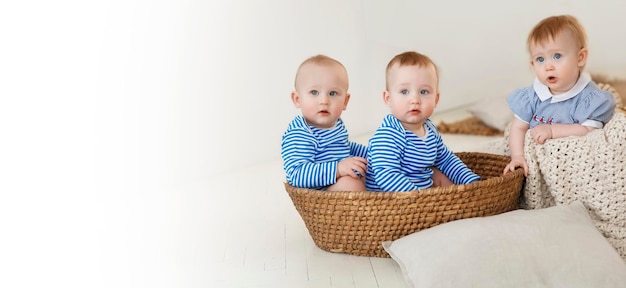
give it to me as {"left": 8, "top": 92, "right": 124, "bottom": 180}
{"left": 284, "top": 152, "right": 523, "bottom": 198}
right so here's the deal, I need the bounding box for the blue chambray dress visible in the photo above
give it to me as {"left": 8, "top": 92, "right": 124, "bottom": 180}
{"left": 507, "top": 73, "right": 616, "bottom": 129}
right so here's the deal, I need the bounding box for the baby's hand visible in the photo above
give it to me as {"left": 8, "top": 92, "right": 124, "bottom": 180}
{"left": 337, "top": 157, "right": 367, "bottom": 179}
{"left": 431, "top": 167, "right": 453, "bottom": 188}
{"left": 530, "top": 124, "right": 552, "bottom": 144}
{"left": 503, "top": 156, "right": 528, "bottom": 177}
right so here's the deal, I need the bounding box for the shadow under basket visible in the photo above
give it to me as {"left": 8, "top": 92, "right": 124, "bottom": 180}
{"left": 285, "top": 152, "right": 525, "bottom": 257}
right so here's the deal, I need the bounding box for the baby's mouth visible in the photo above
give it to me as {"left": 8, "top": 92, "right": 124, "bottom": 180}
{"left": 548, "top": 76, "right": 557, "bottom": 83}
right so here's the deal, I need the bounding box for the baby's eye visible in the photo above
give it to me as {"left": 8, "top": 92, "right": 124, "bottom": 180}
{"left": 553, "top": 53, "right": 561, "bottom": 60}
{"left": 329, "top": 91, "right": 338, "bottom": 96}
{"left": 419, "top": 89, "right": 429, "bottom": 95}
{"left": 401, "top": 89, "right": 409, "bottom": 95}
{"left": 310, "top": 90, "right": 319, "bottom": 96}
{"left": 536, "top": 57, "right": 544, "bottom": 63}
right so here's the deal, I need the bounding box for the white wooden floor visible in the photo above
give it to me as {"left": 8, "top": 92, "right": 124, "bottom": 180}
{"left": 202, "top": 158, "right": 409, "bottom": 288}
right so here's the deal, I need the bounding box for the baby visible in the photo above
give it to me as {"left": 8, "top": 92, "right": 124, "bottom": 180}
{"left": 503, "top": 15, "right": 616, "bottom": 175}
{"left": 366, "top": 51, "right": 480, "bottom": 192}
{"left": 281, "top": 55, "right": 367, "bottom": 191}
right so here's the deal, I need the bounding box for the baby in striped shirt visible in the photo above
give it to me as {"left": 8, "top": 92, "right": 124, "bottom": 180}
{"left": 365, "top": 51, "right": 480, "bottom": 192}
{"left": 281, "top": 55, "right": 367, "bottom": 191}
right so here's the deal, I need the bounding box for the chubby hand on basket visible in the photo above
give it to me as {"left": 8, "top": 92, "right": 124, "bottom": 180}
{"left": 337, "top": 157, "right": 367, "bottom": 179}
{"left": 503, "top": 156, "right": 528, "bottom": 177}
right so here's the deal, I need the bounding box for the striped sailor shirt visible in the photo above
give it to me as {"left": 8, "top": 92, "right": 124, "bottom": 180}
{"left": 281, "top": 115, "right": 367, "bottom": 189}
{"left": 365, "top": 114, "right": 480, "bottom": 192}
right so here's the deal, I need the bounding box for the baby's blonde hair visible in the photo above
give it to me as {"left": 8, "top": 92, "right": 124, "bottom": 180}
{"left": 294, "top": 54, "right": 347, "bottom": 89}
{"left": 385, "top": 51, "right": 439, "bottom": 90}
{"left": 527, "top": 15, "right": 588, "bottom": 55}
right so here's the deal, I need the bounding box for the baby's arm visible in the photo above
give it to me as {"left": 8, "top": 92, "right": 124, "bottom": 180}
{"left": 349, "top": 141, "right": 367, "bottom": 158}
{"left": 282, "top": 129, "right": 338, "bottom": 188}
{"left": 434, "top": 143, "right": 480, "bottom": 185}
{"left": 504, "top": 118, "right": 529, "bottom": 176}
{"left": 530, "top": 123, "right": 593, "bottom": 144}
{"left": 551, "top": 123, "right": 596, "bottom": 138}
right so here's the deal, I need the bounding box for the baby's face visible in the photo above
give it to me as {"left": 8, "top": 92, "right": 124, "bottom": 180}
{"left": 529, "top": 31, "right": 586, "bottom": 95}
{"left": 384, "top": 64, "right": 439, "bottom": 132}
{"left": 292, "top": 63, "right": 349, "bottom": 129}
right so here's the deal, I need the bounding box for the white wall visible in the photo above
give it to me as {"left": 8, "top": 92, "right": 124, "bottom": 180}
{"left": 360, "top": 0, "right": 626, "bottom": 119}
{"left": 6, "top": 0, "right": 623, "bottom": 187}
{"left": 2, "top": 0, "right": 626, "bottom": 286}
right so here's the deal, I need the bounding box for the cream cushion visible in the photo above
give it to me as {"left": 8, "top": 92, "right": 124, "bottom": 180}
{"left": 383, "top": 201, "right": 626, "bottom": 288}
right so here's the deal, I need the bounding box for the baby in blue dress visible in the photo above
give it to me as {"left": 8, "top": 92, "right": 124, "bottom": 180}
{"left": 503, "top": 15, "right": 616, "bottom": 176}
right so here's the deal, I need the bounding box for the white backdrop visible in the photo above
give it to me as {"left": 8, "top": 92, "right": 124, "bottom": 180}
{"left": 1, "top": 0, "right": 625, "bottom": 287}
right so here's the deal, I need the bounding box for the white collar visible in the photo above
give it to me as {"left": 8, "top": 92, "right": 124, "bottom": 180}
{"left": 533, "top": 72, "right": 591, "bottom": 103}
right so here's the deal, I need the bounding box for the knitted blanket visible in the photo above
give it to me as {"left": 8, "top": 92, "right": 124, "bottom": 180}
{"left": 520, "top": 109, "right": 626, "bottom": 260}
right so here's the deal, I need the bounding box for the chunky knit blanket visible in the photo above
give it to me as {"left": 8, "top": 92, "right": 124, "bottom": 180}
{"left": 519, "top": 109, "right": 626, "bottom": 260}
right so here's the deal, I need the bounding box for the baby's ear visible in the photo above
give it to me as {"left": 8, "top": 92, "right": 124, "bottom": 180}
{"left": 343, "top": 93, "right": 351, "bottom": 110}
{"left": 290, "top": 91, "right": 301, "bottom": 108}
{"left": 382, "top": 90, "right": 390, "bottom": 106}
{"left": 578, "top": 48, "right": 588, "bottom": 67}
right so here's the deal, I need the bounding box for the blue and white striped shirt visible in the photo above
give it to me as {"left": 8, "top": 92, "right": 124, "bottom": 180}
{"left": 365, "top": 114, "right": 480, "bottom": 192}
{"left": 281, "top": 115, "right": 367, "bottom": 189}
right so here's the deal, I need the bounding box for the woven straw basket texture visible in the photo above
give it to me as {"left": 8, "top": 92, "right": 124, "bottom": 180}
{"left": 285, "top": 152, "right": 525, "bottom": 257}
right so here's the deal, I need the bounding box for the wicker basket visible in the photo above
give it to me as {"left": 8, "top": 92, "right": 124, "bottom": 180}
{"left": 285, "top": 152, "right": 525, "bottom": 257}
